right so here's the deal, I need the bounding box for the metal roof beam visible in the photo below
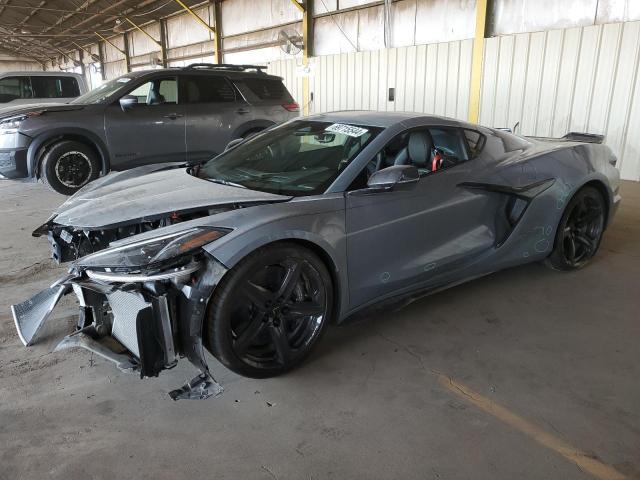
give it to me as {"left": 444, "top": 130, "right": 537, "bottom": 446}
{"left": 172, "top": 0, "right": 215, "bottom": 36}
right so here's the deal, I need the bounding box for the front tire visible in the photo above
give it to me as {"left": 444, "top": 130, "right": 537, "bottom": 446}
{"left": 206, "top": 243, "right": 333, "bottom": 378}
{"left": 41, "top": 140, "right": 100, "bottom": 195}
{"left": 545, "top": 186, "right": 606, "bottom": 270}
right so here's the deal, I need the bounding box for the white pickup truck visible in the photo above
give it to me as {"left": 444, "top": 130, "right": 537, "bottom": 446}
{"left": 0, "top": 71, "right": 87, "bottom": 107}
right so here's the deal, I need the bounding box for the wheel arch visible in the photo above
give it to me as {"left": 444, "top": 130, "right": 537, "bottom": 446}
{"left": 208, "top": 236, "right": 344, "bottom": 324}
{"left": 275, "top": 238, "right": 342, "bottom": 324}
{"left": 580, "top": 179, "right": 611, "bottom": 228}
{"left": 28, "top": 129, "right": 110, "bottom": 178}
{"left": 549, "top": 178, "right": 612, "bottom": 253}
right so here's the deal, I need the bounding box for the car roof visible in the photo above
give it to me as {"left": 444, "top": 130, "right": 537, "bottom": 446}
{"left": 0, "top": 71, "right": 82, "bottom": 78}
{"left": 128, "top": 67, "right": 284, "bottom": 82}
{"left": 304, "top": 110, "right": 466, "bottom": 128}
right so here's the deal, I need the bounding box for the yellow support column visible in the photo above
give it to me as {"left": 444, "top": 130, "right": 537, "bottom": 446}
{"left": 301, "top": 0, "right": 314, "bottom": 116}
{"left": 468, "top": 0, "right": 488, "bottom": 124}
{"left": 212, "top": 0, "right": 223, "bottom": 64}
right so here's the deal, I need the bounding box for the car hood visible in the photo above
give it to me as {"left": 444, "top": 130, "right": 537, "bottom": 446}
{"left": 52, "top": 168, "right": 292, "bottom": 229}
{"left": 0, "top": 102, "right": 85, "bottom": 118}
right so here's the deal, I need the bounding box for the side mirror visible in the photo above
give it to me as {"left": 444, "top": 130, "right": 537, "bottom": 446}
{"left": 365, "top": 165, "right": 419, "bottom": 192}
{"left": 119, "top": 95, "right": 138, "bottom": 111}
{"left": 225, "top": 137, "right": 244, "bottom": 151}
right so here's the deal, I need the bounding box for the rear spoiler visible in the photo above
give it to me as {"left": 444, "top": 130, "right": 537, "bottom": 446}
{"left": 562, "top": 132, "right": 605, "bottom": 144}
{"left": 499, "top": 126, "right": 605, "bottom": 144}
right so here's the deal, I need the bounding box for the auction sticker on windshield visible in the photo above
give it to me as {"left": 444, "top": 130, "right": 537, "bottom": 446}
{"left": 325, "top": 123, "right": 369, "bottom": 137}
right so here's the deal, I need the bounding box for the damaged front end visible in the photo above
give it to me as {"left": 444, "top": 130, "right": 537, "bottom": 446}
{"left": 12, "top": 226, "right": 229, "bottom": 400}
{"left": 33, "top": 207, "right": 227, "bottom": 264}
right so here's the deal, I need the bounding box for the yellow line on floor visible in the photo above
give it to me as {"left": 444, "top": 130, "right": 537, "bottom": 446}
{"left": 437, "top": 374, "right": 627, "bottom": 480}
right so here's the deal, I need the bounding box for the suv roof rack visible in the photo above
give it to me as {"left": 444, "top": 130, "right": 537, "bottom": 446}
{"left": 184, "top": 63, "right": 268, "bottom": 73}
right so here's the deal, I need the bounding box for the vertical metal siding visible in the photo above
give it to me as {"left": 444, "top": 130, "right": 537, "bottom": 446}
{"left": 269, "top": 20, "right": 639, "bottom": 180}
{"left": 269, "top": 39, "right": 474, "bottom": 121}
{"left": 480, "top": 21, "right": 640, "bottom": 180}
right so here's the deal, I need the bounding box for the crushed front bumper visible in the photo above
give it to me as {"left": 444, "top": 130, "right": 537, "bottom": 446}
{"left": 11, "top": 258, "right": 228, "bottom": 400}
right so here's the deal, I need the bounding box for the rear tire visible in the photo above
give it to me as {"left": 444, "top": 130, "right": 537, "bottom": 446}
{"left": 41, "top": 140, "right": 100, "bottom": 195}
{"left": 206, "top": 243, "right": 333, "bottom": 378}
{"left": 545, "top": 186, "right": 606, "bottom": 271}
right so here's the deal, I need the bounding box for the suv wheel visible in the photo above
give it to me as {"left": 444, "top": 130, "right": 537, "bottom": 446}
{"left": 41, "top": 140, "right": 100, "bottom": 195}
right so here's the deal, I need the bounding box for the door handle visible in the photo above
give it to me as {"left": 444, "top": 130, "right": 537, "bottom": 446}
{"left": 163, "top": 113, "right": 183, "bottom": 120}
{"left": 236, "top": 108, "right": 250, "bottom": 114}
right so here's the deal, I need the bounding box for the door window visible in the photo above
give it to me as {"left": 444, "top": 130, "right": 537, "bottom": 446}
{"left": 0, "top": 76, "right": 32, "bottom": 102}
{"left": 183, "top": 75, "right": 235, "bottom": 103}
{"left": 30, "top": 76, "right": 80, "bottom": 98}
{"left": 127, "top": 77, "right": 177, "bottom": 105}
{"left": 429, "top": 128, "right": 468, "bottom": 165}
{"left": 463, "top": 129, "right": 486, "bottom": 157}
{"left": 347, "top": 127, "right": 471, "bottom": 191}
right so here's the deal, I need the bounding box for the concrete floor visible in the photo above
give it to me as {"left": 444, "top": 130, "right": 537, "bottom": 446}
{"left": 0, "top": 179, "right": 638, "bottom": 480}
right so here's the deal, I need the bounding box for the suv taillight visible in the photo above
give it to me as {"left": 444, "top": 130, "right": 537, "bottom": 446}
{"left": 282, "top": 102, "right": 299, "bottom": 112}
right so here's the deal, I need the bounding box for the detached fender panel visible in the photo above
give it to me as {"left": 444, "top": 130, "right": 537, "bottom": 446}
{"left": 12, "top": 274, "right": 75, "bottom": 346}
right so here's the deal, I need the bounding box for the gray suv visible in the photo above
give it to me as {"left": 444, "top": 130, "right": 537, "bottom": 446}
{"left": 0, "top": 64, "right": 298, "bottom": 194}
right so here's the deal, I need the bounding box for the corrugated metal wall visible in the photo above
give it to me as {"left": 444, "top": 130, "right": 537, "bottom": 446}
{"left": 268, "top": 39, "right": 473, "bottom": 120}
{"left": 479, "top": 21, "right": 640, "bottom": 181}
{"left": 268, "top": 22, "right": 639, "bottom": 181}
{"left": 32, "top": 0, "right": 639, "bottom": 181}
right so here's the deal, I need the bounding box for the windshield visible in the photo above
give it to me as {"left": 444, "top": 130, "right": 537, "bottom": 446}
{"left": 70, "top": 75, "right": 135, "bottom": 104}
{"left": 199, "top": 120, "right": 382, "bottom": 196}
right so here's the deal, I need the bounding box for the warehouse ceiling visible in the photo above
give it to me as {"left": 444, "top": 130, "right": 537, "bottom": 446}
{"left": 0, "top": 0, "right": 206, "bottom": 63}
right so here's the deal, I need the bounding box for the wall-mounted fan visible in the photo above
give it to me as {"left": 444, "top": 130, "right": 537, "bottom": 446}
{"left": 278, "top": 29, "right": 303, "bottom": 55}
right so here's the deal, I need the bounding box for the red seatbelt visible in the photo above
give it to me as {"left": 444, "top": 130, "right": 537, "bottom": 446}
{"left": 432, "top": 152, "right": 442, "bottom": 172}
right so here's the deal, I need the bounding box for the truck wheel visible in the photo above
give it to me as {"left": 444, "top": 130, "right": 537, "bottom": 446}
{"left": 41, "top": 140, "right": 100, "bottom": 195}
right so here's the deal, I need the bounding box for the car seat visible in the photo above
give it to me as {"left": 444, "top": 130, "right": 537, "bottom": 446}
{"left": 148, "top": 89, "right": 165, "bottom": 105}
{"left": 394, "top": 130, "right": 434, "bottom": 168}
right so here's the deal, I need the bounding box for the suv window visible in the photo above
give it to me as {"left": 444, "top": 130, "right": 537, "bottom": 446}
{"left": 30, "top": 76, "right": 80, "bottom": 98}
{"left": 243, "top": 78, "right": 293, "bottom": 101}
{"left": 183, "top": 75, "right": 235, "bottom": 103}
{"left": 128, "top": 77, "right": 177, "bottom": 105}
{"left": 0, "top": 76, "right": 32, "bottom": 102}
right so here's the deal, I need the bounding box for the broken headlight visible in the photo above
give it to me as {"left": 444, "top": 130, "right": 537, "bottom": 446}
{"left": 76, "top": 227, "right": 229, "bottom": 270}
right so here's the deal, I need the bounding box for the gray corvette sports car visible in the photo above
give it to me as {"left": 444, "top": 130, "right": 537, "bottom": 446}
{"left": 12, "top": 111, "right": 621, "bottom": 399}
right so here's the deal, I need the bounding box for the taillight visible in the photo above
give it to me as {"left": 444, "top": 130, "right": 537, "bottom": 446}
{"left": 282, "top": 102, "right": 299, "bottom": 112}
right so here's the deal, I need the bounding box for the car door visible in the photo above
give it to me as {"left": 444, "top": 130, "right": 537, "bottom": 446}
{"left": 345, "top": 126, "right": 498, "bottom": 309}
{"left": 104, "top": 75, "right": 185, "bottom": 169}
{"left": 182, "top": 73, "right": 248, "bottom": 163}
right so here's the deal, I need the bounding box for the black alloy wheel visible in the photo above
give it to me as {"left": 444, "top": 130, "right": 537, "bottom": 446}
{"left": 206, "top": 243, "right": 332, "bottom": 378}
{"left": 41, "top": 140, "right": 100, "bottom": 195}
{"left": 55, "top": 151, "right": 93, "bottom": 188}
{"left": 546, "top": 186, "right": 606, "bottom": 270}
